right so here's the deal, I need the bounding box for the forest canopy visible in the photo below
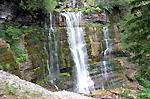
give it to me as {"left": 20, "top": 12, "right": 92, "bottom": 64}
{"left": 11, "top": 0, "right": 57, "bottom": 13}
{"left": 121, "top": 0, "right": 150, "bottom": 87}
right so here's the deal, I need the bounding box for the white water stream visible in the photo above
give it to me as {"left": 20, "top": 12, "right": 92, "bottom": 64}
{"left": 42, "top": 13, "right": 60, "bottom": 89}
{"left": 101, "top": 25, "right": 112, "bottom": 90}
{"left": 62, "top": 11, "right": 94, "bottom": 94}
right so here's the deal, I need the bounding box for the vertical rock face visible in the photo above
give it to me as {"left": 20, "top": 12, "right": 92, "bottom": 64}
{"left": 0, "top": 0, "right": 127, "bottom": 92}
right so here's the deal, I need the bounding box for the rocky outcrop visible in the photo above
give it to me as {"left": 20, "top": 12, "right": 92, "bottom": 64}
{"left": 0, "top": 70, "right": 91, "bottom": 99}
{"left": 92, "top": 87, "right": 138, "bottom": 99}
{"left": 0, "top": 1, "right": 18, "bottom": 23}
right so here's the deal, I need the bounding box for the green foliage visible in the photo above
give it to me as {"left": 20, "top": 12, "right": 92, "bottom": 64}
{"left": 6, "top": 64, "right": 10, "bottom": 70}
{"left": 54, "top": 9, "right": 61, "bottom": 13}
{"left": 85, "top": 9, "right": 91, "bottom": 14}
{"left": 37, "top": 76, "right": 49, "bottom": 85}
{"left": 11, "top": 46, "right": 27, "bottom": 63}
{"left": 94, "top": 1, "right": 113, "bottom": 14}
{"left": 0, "top": 21, "right": 34, "bottom": 63}
{"left": 59, "top": 73, "right": 70, "bottom": 77}
{"left": 135, "top": 72, "right": 150, "bottom": 88}
{"left": 115, "top": 57, "right": 126, "bottom": 59}
{"left": 85, "top": 0, "right": 95, "bottom": 6}
{"left": 95, "top": 0, "right": 129, "bottom": 15}
{"left": 85, "top": 7, "right": 102, "bottom": 14}
{"left": 121, "top": 0, "right": 150, "bottom": 85}
{"left": 117, "top": 20, "right": 126, "bottom": 27}
{"left": 9, "top": 85, "right": 16, "bottom": 91}
{"left": 121, "top": 90, "right": 130, "bottom": 99}
{"left": 13, "top": 0, "right": 57, "bottom": 14}
{"left": 23, "top": 42, "right": 27, "bottom": 45}
{"left": 137, "top": 88, "right": 150, "bottom": 99}
{"left": 16, "top": 54, "right": 27, "bottom": 63}
{"left": 33, "top": 67, "right": 40, "bottom": 72}
{"left": 0, "top": 65, "right": 3, "bottom": 70}
{"left": 68, "top": 8, "right": 85, "bottom": 12}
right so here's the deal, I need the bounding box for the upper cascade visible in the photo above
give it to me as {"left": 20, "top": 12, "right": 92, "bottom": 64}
{"left": 62, "top": 11, "right": 95, "bottom": 94}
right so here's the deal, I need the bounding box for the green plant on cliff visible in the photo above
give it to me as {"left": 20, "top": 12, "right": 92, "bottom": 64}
{"left": 0, "top": 21, "right": 34, "bottom": 63}
{"left": 137, "top": 88, "right": 150, "bottom": 99}
{"left": 87, "top": 22, "right": 103, "bottom": 27}
{"left": 59, "top": 73, "right": 70, "bottom": 77}
{"left": 85, "top": 7, "right": 102, "bottom": 14}
{"left": 95, "top": 0, "right": 129, "bottom": 15}
{"left": 0, "top": 65, "right": 3, "bottom": 70}
{"left": 54, "top": 9, "right": 61, "bottom": 13}
{"left": 6, "top": 64, "right": 10, "bottom": 70}
{"left": 94, "top": 1, "right": 113, "bottom": 14}
{"left": 120, "top": 0, "right": 150, "bottom": 91}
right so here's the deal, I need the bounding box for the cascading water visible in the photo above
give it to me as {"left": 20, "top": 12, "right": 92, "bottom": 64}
{"left": 62, "top": 11, "right": 94, "bottom": 94}
{"left": 101, "top": 25, "right": 112, "bottom": 90}
{"left": 43, "top": 13, "right": 60, "bottom": 89}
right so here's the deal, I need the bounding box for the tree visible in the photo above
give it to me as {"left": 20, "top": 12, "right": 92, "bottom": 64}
{"left": 121, "top": 0, "right": 150, "bottom": 84}
{"left": 12, "top": 0, "right": 57, "bottom": 13}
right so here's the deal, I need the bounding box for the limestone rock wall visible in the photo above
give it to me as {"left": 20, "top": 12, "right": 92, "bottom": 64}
{"left": 0, "top": 0, "right": 125, "bottom": 86}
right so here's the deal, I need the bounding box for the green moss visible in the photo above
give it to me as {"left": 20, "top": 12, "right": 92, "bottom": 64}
{"left": 0, "top": 45, "right": 21, "bottom": 77}
{"left": 84, "top": 36, "right": 92, "bottom": 56}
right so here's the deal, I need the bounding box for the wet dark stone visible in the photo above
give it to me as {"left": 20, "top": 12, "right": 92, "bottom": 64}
{"left": 60, "top": 67, "right": 72, "bottom": 73}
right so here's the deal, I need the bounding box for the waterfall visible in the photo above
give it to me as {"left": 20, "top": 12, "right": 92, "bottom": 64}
{"left": 101, "top": 25, "right": 112, "bottom": 90}
{"left": 62, "top": 11, "right": 94, "bottom": 94}
{"left": 43, "top": 13, "right": 60, "bottom": 89}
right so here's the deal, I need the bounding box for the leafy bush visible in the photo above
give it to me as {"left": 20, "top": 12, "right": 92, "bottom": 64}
{"left": 16, "top": 54, "right": 28, "bottom": 63}
{"left": 0, "top": 21, "right": 34, "bottom": 63}
{"left": 121, "top": 0, "right": 150, "bottom": 82}
{"left": 59, "top": 73, "right": 70, "bottom": 77}
{"left": 137, "top": 88, "right": 150, "bottom": 99}
{"left": 33, "top": 67, "right": 40, "bottom": 72}
{"left": 13, "top": 0, "right": 57, "bottom": 13}
{"left": 94, "top": 0, "right": 129, "bottom": 15}
{"left": 94, "top": 1, "right": 113, "bottom": 14}
{"left": 135, "top": 72, "right": 150, "bottom": 88}
{"left": 6, "top": 64, "right": 10, "bottom": 70}
{"left": 85, "top": 7, "right": 102, "bottom": 14}
{"left": 0, "top": 65, "right": 3, "bottom": 70}
{"left": 54, "top": 9, "right": 61, "bottom": 13}
{"left": 11, "top": 46, "right": 27, "bottom": 63}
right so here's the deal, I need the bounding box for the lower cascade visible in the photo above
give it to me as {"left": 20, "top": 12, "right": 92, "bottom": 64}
{"left": 43, "top": 13, "right": 60, "bottom": 89}
{"left": 62, "top": 11, "right": 95, "bottom": 94}
{"left": 101, "top": 25, "right": 112, "bottom": 90}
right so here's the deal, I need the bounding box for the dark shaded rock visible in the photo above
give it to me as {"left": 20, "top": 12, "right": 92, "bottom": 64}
{"left": 0, "top": 1, "right": 18, "bottom": 23}
{"left": 112, "top": 50, "right": 130, "bottom": 57}
{"left": 93, "top": 20, "right": 105, "bottom": 25}
{"left": 60, "top": 67, "right": 72, "bottom": 73}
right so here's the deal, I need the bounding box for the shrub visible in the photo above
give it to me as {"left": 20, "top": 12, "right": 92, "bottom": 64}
{"left": 13, "top": 0, "right": 57, "bottom": 14}
{"left": 0, "top": 21, "right": 33, "bottom": 63}
{"left": 6, "top": 64, "right": 10, "bottom": 70}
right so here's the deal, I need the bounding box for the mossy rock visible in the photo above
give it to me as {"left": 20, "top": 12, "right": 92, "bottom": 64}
{"left": 0, "top": 46, "right": 21, "bottom": 77}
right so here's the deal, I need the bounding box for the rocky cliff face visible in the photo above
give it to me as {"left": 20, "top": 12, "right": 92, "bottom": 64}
{"left": 0, "top": 0, "right": 138, "bottom": 93}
